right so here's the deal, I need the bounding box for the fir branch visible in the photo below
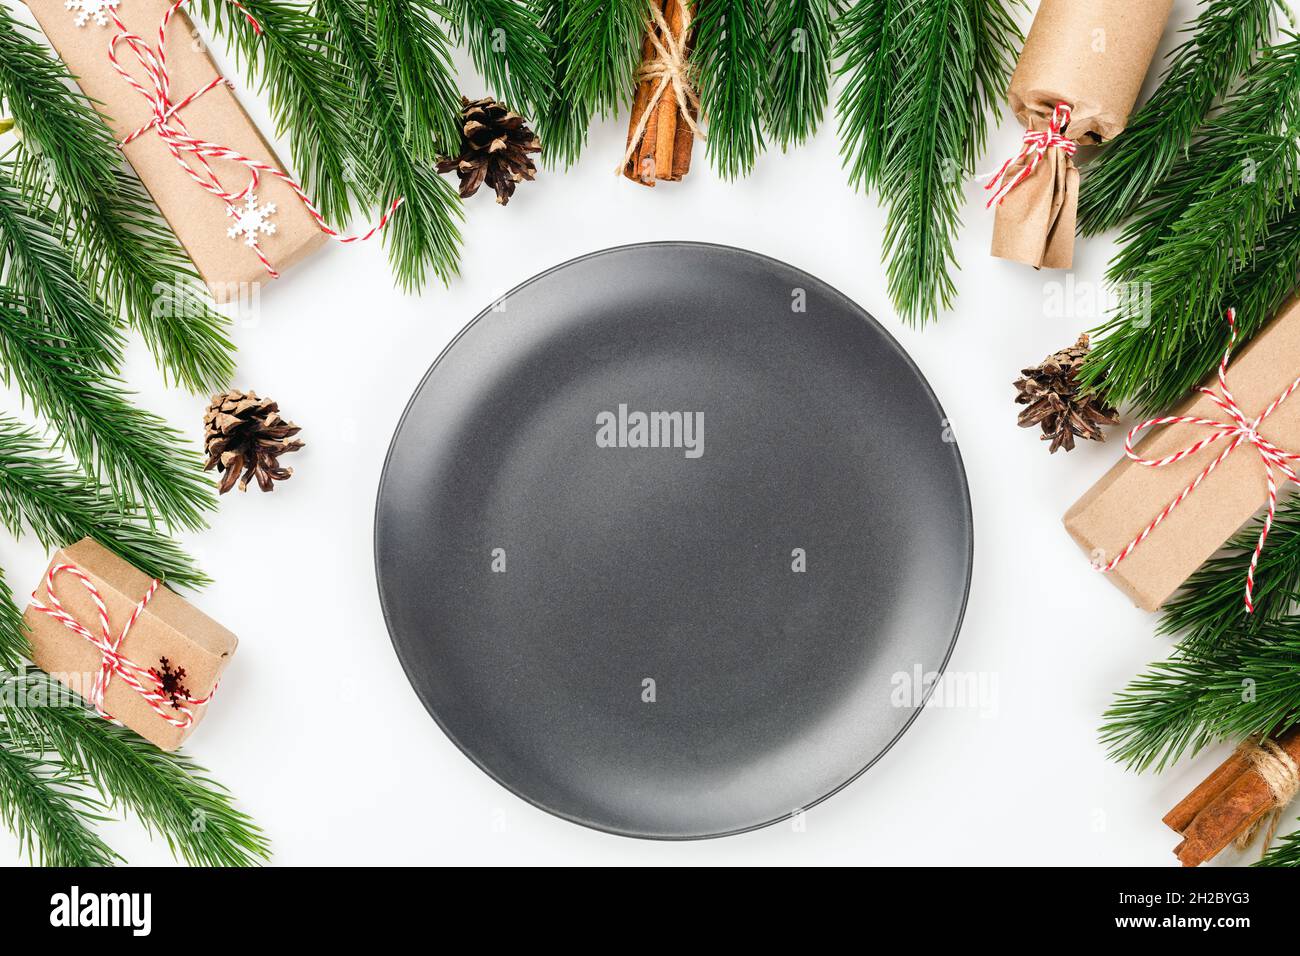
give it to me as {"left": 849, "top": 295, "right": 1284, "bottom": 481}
{"left": 965, "top": 0, "right": 1021, "bottom": 167}
{"left": 1079, "top": 0, "right": 1285, "bottom": 237}
{"left": 0, "top": 415, "right": 208, "bottom": 590}
{"left": 1080, "top": 35, "right": 1300, "bottom": 413}
{"left": 536, "top": 0, "right": 644, "bottom": 167}
{"left": 319, "top": 0, "right": 463, "bottom": 287}
{"left": 877, "top": 0, "right": 975, "bottom": 325}
{"left": 1259, "top": 826, "right": 1300, "bottom": 865}
{"left": 374, "top": 0, "right": 464, "bottom": 158}
{"left": 2, "top": 670, "right": 270, "bottom": 867}
{"left": 0, "top": 278, "right": 214, "bottom": 532}
{"left": 0, "top": 7, "right": 234, "bottom": 392}
{"left": 0, "top": 153, "right": 121, "bottom": 370}
{"left": 694, "top": 0, "right": 767, "bottom": 179}
{"left": 1160, "top": 491, "right": 1300, "bottom": 652}
{"left": 835, "top": 0, "right": 905, "bottom": 191}
{"left": 1101, "top": 619, "right": 1300, "bottom": 772}
{"left": 444, "top": 0, "right": 554, "bottom": 116}
{"left": 762, "top": 0, "right": 834, "bottom": 151}
{"left": 0, "top": 743, "right": 119, "bottom": 867}
{"left": 194, "top": 0, "right": 364, "bottom": 225}
{"left": 0, "top": 567, "right": 24, "bottom": 674}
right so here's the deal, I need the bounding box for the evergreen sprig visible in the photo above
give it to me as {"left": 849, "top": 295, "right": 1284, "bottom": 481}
{"left": 374, "top": 0, "right": 464, "bottom": 158}
{"left": 0, "top": 743, "right": 118, "bottom": 867}
{"left": 762, "top": 1, "right": 833, "bottom": 152}
{"left": 0, "top": 6, "right": 235, "bottom": 392}
{"left": 835, "top": 0, "right": 905, "bottom": 191}
{"left": 0, "top": 415, "right": 208, "bottom": 590}
{"left": 445, "top": 0, "right": 554, "bottom": 117}
{"left": 0, "top": 276, "right": 214, "bottom": 532}
{"left": 2, "top": 670, "right": 270, "bottom": 867}
{"left": 1259, "top": 826, "right": 1300, "bottom": 865}
{"left": 0, "top": 568, "right": 24, "bottom": 674}
{"left": 1080, "top": 35, "right": 1300, "bottom": 414}
{"left": 1102, "top": 501, "right": 1300, "bottom": 775}
{"left": 319, "top": 0, "right": 464, "bottom": 288}
{"left": 537, "top": 0, "right": 645, "bottom": 167}
{"left": 1079, "top": 0, "right": 1285, "bottom": 237}
{"left": 693, "top": 0, "right": 766, "bottom": 179}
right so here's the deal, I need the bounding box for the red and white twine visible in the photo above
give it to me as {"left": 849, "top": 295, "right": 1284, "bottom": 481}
{"left": 104, "top": 0, "right": 401, "bottom": 278}
{"left": 1098, "top": 310, "right": 1300, "bottom": 614}
{"left": 985, "top": 102, "right": 1077, "bottom": 208}
{"left": 29, "top": 564, "right": 214, "bottom": 728}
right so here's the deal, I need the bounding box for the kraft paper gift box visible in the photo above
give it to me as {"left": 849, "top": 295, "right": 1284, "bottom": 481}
{"left": 1064, "top": 298, "right": 1300, "bottom": 612}
{"left": 991, "top": 0, "right": 1174, "bottom": 270}
{"left": 23, "top": 538, "right": 238, "bottom": 751}
{"left": 25, "top": 0, "right": 327, "bottom": 301}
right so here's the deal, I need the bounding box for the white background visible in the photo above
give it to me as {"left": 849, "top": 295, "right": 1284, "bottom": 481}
{"left": 2, "top": 0, "right": 1283, "bottom": 866}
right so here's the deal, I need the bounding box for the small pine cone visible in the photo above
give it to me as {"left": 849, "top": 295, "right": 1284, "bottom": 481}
{"left": 1014, "top": 335, "right": 1120, "bottom": 454}
{"left": 436, "top": 96, "right": 541, "bottom": 205}
{"left": 203, "top": 390, "right": 304, "bottom": 493}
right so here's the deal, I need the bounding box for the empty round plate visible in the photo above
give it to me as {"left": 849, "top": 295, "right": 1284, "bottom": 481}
{"left": 375, "top": 242, "right": 972, "bottom": 839}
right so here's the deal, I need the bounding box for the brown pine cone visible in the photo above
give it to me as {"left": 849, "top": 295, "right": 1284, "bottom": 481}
{"left": 1014, "top": 335, "right": 1120, "bottom": 453}
{"left": 203, "top": 390, "right": 304, "bottom": 493}
{"left": 437, "top": 96, "right": 541, "bottom": 205}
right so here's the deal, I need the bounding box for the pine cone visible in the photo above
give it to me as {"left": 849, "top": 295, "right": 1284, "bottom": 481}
{"left": 437, "top": 96, "right": 541, "bottom": 205}
{"left": 203, "top": 390, "right": 304, "bottom": 493}
{"left": 1014, "top": 334, "right": 1119, "bottom": 453}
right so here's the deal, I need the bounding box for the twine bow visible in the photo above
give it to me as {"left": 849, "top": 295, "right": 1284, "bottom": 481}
{"left": 29, "top": 563, "right": 213, "bottom": 728}
{"left": 985, "top": 102, "right": 1077, "bottom": 208}
{"left": 103, "top": 0, "right": 401, "bottom": 278}
{"left": 1097, "top": 310, "right": 1300, "bottom": 614}
{"left": 1235, "top": 736, "right": 1300, "bottom": 855}
{"left": 618, "top": 1, "right": 705, "bottom": 176}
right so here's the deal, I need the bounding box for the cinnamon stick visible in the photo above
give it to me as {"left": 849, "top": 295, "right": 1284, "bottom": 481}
{"left": 622, "top": 0, "right": 697, "bottom": 186}
{"left": 1165, "top": 727, "right": 1300, "bottom": 867}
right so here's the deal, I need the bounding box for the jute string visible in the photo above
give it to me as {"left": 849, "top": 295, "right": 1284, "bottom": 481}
{"left": 617, "top": 2, "right": 705, "bottom": 175}
{"left": 1234, "top": 736, "right": 1300, "bottom": 854}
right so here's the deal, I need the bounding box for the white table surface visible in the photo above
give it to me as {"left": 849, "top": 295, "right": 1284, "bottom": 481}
{"left": 3, "top": 0, "right": 1279, "bottom": 866}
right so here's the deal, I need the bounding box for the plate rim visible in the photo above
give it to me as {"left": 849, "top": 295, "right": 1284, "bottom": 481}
{"left": 373, "top": 240, "right": 975, "bottom": 841}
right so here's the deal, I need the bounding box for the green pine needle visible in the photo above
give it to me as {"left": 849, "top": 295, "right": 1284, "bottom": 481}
{"left": 194, "top": 0, "right": 366, "bottom": 226}
{"left": 375, "top": 0, "right": 465, "bottom": 159}
{"left": 537, "top": 0, "right": 645, "bottom": 168}
{"left": 835, "top": 0, "right": 906, "bottom": 191}
{"left": 694, "top": 0, "right": 767, "bottom": 179}
{"left": 444, "top": 0, "right": 555, "bottom": 117}
{"left": 0, "top": 568, "right": 25, "bottom": 674}
{"left": 1259, "top": 826, "right": 1300, "bottom": 865}
{"left": 1079, "top": 0, "right": 1285, "bottom": 237}
{"left": 2, "top": 670, "right": 270, "bottom": 867}
{"left": 0, "top": 415, "right": 208, "bottom": 590}
{"left": 1080, "top": 35, "right": 1300, "bottom": 413}
{"left": 0, "top": 274, "right": 214, "bottom": 532}
{"left": 320, "top": 0, "right": 464, "bottom": 288}
{"left": 762, "top": 0, "right": 833, "bottom": 151}
{"left": 0, "top": 742, "right": 120, "bottom": 867}
{"left": 0, "top": 7, "right": 235, "bottom": 392}
{"left": 1101, "top": 618, "right": 1300, "bottom": 773}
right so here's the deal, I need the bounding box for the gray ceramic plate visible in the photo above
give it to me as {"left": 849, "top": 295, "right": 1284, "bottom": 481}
{"left": 375, "top": 243, "right": 972, "bottom": 840}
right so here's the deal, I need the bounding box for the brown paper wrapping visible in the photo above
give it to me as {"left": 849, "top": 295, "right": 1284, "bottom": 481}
{"left": 1064, "top": 298, "right": 1300, "bottom": 612}
{"left": 23, "top": 539, "right": 238, "bottom": 751}
{"left": 991, "top": 0, "right": 1173, "bottom": 269}
{"left": 25, "top": 0, "right": 326, "bottom": 301}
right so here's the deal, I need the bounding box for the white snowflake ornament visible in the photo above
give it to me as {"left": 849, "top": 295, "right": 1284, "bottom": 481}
{"left": 227, "top": 193, "right": 277, "bottom": 248}
{"left": 66, "top": 0, "right": 120, "bottom": 27}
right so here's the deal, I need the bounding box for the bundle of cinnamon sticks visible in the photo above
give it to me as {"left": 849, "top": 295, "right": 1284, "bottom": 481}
{"left": 622, "top": 0, "right": 699, "bottom": 186}
{"left": 1165, "top": 727, "right": 1300, "bottom": 866}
